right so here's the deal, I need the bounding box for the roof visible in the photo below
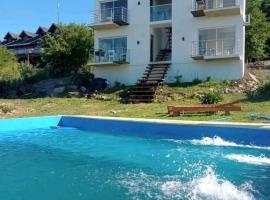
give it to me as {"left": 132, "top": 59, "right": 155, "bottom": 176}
{"left": 36, "top": 26, "right": 49, "bottom": 35}
{"left": 4, "top": 32, "right": 20, "bottom": 40}
{"left": 19, "top": 31, "right": 38, "bottom": 38}
{"left": 48, "top": 23, "right": 58, "bottom": 33}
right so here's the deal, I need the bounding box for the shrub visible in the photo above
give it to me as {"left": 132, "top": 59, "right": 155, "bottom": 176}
{"left": 200, "top": 91, "right": 223, "bottom": 104}
{"left": 0, "top": 46, "right": 21, "bottom": 95}
{"left": 20, "top": 64, "right": 50, "bottom": 84}
{"left": 192, "top": 78, "right": 203, "bottom": 85}
{"left": 256, "top": 82, "right": 270, "bottom": 98}
{"left": 0, "top": 104, "right": 14, "bottom": 114}
{"left": 206, "top": 76, "right": 212, "bottom": 82}
{"left": 175, "top": 75, "right": 183, "bottom": 86}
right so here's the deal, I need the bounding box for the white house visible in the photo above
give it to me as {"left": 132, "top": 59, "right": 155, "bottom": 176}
{"left": 90, "top": 0, "right": 247, "bottom": 86}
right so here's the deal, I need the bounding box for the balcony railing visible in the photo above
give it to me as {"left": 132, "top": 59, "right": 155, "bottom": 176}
{"left": 91, "top": 7, "right": 128, "bottom": 25}
{"left": 192, "top": 0, "right": 239, "bottom": 12}
{"left": 92, "top": 48, "right": 130, "bottom": 64}
{"left": 150, "top": 4, "right": 172, "bottom": 22}
{"left": 12, "top": 48, "right": 42, "bottom": 56}
{"left": 192, "top": 39, "right": 239, "bottom": 59}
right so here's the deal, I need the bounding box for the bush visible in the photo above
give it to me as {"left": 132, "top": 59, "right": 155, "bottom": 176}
{"left": 200, "top": 91, "right": 223, "bottom": 104}
{"left": 175, "top": 75, "right": 183, "bottom": 86}
{"left": 0, "top": 46, "right": 21, "bottom": 95}
{"left": 192, "top": 78, "right": 203, "bottom": 85}
{"left": 256, "top": 82, "right": 270, "bottom": 98}
{"left": 206, "top": 76, "right": 212, "bottom": 82}
{"left": 20, "top": 64, "right": 49, "bottom": 84}
{"left": 0, "top": 104, "right": 14, "bottom": 114}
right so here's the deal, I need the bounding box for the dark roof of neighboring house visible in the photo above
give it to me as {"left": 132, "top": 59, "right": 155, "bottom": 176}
{"left": 19, "top": 30, "right": 38, "bottom": 38}
{"left": 4, "top": 32, "right": 20, "bottom": 40}
{"left": 48, "top": 23, "right": 58, "bottom": 33}
{"left": 36, "top": 26, "right": 49, "bottom": 35}
{"left": 2, "top": 23, "right": 58, "bottom": 47}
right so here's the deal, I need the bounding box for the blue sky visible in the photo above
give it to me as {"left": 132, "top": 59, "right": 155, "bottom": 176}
{"left": 0, "top": 0, "right": 95, "bottom": 39}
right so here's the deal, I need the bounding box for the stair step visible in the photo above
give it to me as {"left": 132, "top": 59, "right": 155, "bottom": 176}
{"left": 144, "top": 72, "right": 167, "bottom": 75}
{"left": 130, "top": 95, "right": 155, "bottom": 98}
{"left": 129, "top": 99, "right": 154, "bottom": 103}
{"left": 140, "top": 77, "right": 165, "bottom": 80}
{"left": 131, "top": 90, "right": 155, "bottom": 94}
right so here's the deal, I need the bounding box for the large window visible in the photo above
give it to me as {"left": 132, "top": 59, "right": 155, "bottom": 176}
{"left": 99, "top": 37, "right": 127, "bottom": 52}
{"left": 100, "top": 0, "right": 128, "bottom": 22}
{"left": 198, "top": 27, "right": 236, "bottom": 56}
{"left": 95, "top": 37, "right": 128, "bottom": 63}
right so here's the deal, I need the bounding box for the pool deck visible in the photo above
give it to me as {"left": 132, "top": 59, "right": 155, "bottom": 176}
{"left": 71, "top": 115, "right": 270, "bottom": 130}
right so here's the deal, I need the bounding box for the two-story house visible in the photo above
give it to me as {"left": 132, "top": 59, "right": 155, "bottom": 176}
{"left": 90, "top": 0, "right": 247, "bottom": 85}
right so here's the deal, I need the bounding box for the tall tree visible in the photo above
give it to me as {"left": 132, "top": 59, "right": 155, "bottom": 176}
{"left": 42, "top": 24, "right": 93, "bottom": 76}
{"left": 246, "top": 0, "right": 270, "bottom": 61}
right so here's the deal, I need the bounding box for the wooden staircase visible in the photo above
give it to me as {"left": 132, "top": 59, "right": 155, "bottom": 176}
{"left": 129, "top": 27, "right": 172, "bottom": 103}
{"left": 129, "top": 64, "right": 170, "bottom": 103}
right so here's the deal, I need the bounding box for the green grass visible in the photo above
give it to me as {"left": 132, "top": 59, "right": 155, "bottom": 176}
{"left": 1, "top": 81, "right": 270, "bottom": 123}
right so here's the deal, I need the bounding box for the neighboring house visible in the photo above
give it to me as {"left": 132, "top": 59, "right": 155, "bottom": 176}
{"left": 1, "top": 24, "right": 57, "bottom": 65}
{"left": 90, "top": 0, "right": 248, "bottom": 86}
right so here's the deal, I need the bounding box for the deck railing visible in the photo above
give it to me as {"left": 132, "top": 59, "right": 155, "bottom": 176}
{"left": 91, "top": 7, "right": 128, "bottom": 24}
{"left": 191, "top": 38, "right": 239, "bottom": 57}
{"left": 192, "top": 0, "right": 239, "bottom": 11}
{"left": 12, "top": 47, "right": 42, "bottom": 56}
{"left": 150, "top": 4, "right": 172, "bottom": 22}
{"left": 92, "top": 48, "right": 130, "bottom": 63}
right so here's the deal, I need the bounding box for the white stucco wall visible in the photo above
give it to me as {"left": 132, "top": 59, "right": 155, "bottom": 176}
{"left": 93, "top": 0, "right": 246, "bottom": 86}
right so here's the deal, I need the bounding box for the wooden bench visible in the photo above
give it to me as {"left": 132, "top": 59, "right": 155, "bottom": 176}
{"left": 168, "top": 102, "right": 242, "bottom": 116}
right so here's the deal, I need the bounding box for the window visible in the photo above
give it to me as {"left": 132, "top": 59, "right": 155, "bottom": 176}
{"left": 100, "top": 0, "right": 128, "bottom": 22}
{"left": 96, "top": 37, "right": 128, "bottom": 63}
{"left": 198, "top": 27, "right": 236, "bottom": 56}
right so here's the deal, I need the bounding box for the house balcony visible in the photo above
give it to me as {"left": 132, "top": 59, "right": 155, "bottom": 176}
{"left": 191, "top": 39, "right": 240, "bottom": 61}
{"left": 89, "top": 48, "right": 130, "bottom": 66}
{"left": 11, "top": 47, "right": 42, "bottom": 57}
{"left": 191, "top": 0, "right": 241, "bottom": 17}
{"left": 90, "top": 7, "right": 129, "bottom": 30}
{"left": 150, "top": 4, "right": 172, "bottom": 25}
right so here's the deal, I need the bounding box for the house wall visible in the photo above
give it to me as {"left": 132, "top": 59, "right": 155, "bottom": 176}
{"left": 93, "top": 0, "right": 246, "bottom": 86}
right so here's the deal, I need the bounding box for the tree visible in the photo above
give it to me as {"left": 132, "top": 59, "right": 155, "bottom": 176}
{"left": 246, "top": 0, "right": 270, "bottom": 61}
{"left": 262, "top": 0, "right": 270, "bottom": 19}
{"left": 0, "top": 45, "right": 21, "bottom": 95}
{"left": 42, "top": 23, "right": 93, "bottom": 76}
{"left": 0, "top": 45, "right": 21, "bottom": 82}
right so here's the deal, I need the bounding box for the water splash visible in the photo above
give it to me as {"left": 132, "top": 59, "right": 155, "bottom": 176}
{"left": 166, "top": 136, "right": 270, "bottom": 150}
{"left": 225, "top": 154, "right": 270, "bottom": 166}
{"left": 119, "top": 167, "right": 255, "bottom": 200}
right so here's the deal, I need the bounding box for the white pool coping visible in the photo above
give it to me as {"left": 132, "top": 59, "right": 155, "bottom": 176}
{"left": 66, "top": 115, "right": 270, "bottom": 130}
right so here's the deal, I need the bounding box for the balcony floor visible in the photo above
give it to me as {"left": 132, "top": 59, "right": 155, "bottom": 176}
{"left": 89, "top": 61, "right": 129, "bottom": 67}
{"left": 204, "top": 6, "right": 241, "bottom": 17}
{"left": 90, "top": 22, "right": 120, "bottom": 30}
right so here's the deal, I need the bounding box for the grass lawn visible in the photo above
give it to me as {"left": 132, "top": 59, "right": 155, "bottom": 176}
{"left": 0, "top": 82, "right": 270, "bottom": 123}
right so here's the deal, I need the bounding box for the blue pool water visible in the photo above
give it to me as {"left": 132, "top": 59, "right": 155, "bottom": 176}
{"left": 0, "top": 119, "right": 270, "bottom": 200}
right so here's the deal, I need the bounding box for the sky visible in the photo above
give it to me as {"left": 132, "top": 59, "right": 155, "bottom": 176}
{"left": 0, "top": 0, "right": 95, "bottom": 39}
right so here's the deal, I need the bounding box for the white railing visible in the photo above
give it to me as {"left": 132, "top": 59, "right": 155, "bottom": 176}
{"left": 91, "top": 7, "right": 128, "bottom": 24}
{"left": 150, "top": 4, "right": 172, "bottom": 22}
{"left": 92, "top": 48, "right": 130, "bottom": 63}
{"left": 192, "top": 38, "right": 239, "bottom": 57}
{"left": 192, "top": 0, "right": 239, "bottom": 11}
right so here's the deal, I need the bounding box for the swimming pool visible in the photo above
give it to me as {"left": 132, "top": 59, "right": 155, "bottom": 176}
{"left": 0, "top": 116, "right": 269, "bottom": 200}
